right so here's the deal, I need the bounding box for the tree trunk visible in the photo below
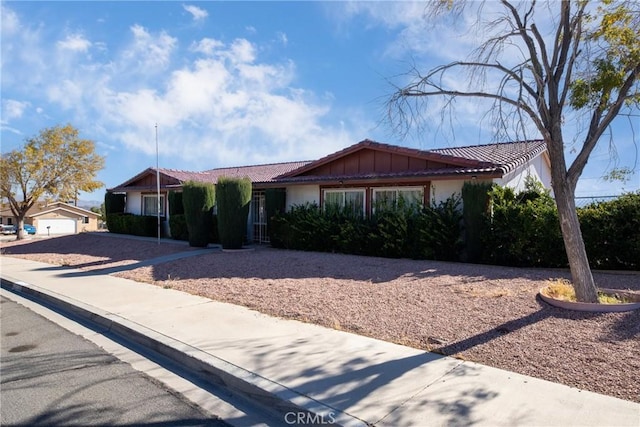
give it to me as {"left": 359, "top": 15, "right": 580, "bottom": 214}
{"left": 553, "top": 182, "right": 599, "bottom": 303}
{"left": 15, "top": 215, "right": 26, "bottom": 241}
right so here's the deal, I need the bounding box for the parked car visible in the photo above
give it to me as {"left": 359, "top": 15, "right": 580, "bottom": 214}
{"left": 1, "top": 224, "right": 16, "bottom": 235}
{"left": 23, "top": 224, "right": 37, "bottom": 235}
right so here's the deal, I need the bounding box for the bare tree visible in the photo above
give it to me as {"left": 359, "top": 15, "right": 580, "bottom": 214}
{"left": 389, "top": 0, "right": 640, "bottom": 303}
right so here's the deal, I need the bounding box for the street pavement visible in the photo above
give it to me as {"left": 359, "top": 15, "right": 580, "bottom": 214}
{"left": 1, "top": 254, "right": 639, "bottom": 427}
{"left": 1, "top": 295, "right": 227, "bottom": 426}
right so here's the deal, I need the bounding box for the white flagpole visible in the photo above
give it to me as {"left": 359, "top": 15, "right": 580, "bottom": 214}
{"left": 156, "top": 123, "right": 161, "bottom": 245}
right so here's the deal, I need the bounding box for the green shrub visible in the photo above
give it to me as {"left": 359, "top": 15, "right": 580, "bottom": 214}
{"left": 168, "top": 191, "right": 184, "bottom": 215}
{"left": 106, "top": 213, "right": 158, "bottom": 237}
{"left": 461, "top": 181, "right": 492, "bottom": 262}
{"left": 483, "top": 181, "right": 565, "bottom": 267}
{"left": 169, "top": 214, "right": 188, "bottom": 241}
{"left": 269, "top": 195, "right": 462, "bottom": 261}
{"left": 579, "top": 192, "right": 640, "bottom": 270}
{"left": 216, "top": 177, "right": 252, "bottom": 249}
{"left": 410, "top": 195, "right": 463, "bottom": 261}
{"left": 105, "top": 192, "right": 125, "bottom": 215}
{"left": 265, "top": 188, "right": 287, "bottom": 246}
{"left": 183, "top": 181, "right": 215, "bottom": 247}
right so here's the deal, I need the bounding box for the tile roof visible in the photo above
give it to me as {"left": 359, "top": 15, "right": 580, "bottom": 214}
{"left": 108, "top": 162, "right": 312, "bottom": 191}
{"left": 204, "top": 161, "right": 312, "bottom": 183}
{"left": 109, "top": 140, "right": 547, "bottom": 191}
{"left": 430, "top": 140, "right": 547, "bottom": 174}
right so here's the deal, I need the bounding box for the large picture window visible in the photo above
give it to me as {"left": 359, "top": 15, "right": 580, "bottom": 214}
{"left": 142, "top": 194, "right": 165, "bottom": 216}
{"left": 373, "top": 187, "right": 423, "bottom": 211}
{"left": 323, "top": 189, "right": 365, "bottom": 217}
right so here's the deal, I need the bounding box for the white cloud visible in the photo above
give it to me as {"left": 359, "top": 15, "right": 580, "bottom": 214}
{"left": 93, "top": 38, "right": 355, "bottom": 167}
{"left": 57, "top": 34, "right": 92, "bottom": 52}
{"left": 190, "top": 38, "right": 224, "bottom": 56}
{"left": 1, "top": 5, "right": 20, "bottom": 35}
{"left": 2, "top": 99, "right": 30, "bottom": 122}
{"left": 1, "top": 6, "right": 362, "bottom": 174}
{"left": 122, "top": 24, "right": 177, "bottom": 72}
{"left": 276, "top": 31, "right": 288, "bottom": 46}
{"left": 183, "top": 4, "right": 208, "bottom": 22}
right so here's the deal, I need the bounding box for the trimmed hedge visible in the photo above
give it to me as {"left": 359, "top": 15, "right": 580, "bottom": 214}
{"left": 169, "top": 214, "right": 189, "bottom": 241}
{"left": 168, "top": 191, "right": 184, "bottom": 215}
{"left": 183, "top": 181, "right": 215, "bottom": 247}
{"left": 216, "top": 177, "right": 252, "bottom": 249}
{"left": 578, "top": 192, "right": 640, "bottom": 270}
{"left": 265, "top": 188, "right": 286, "bottom": 246}
{"left": 270, "top": 185, "right": 639, "bottom": 271}
{"left": 105, "top": 192, "right": 125, "bottom": 214}
{"left": 106, "top": 213, "right": 159, "bottom": 237}
{"left": 461, "top": 181, "right": 492, "bottom": 262}
{"left": 483, "top": 184, "right": 566, "bottom": 267}
{"left": 270, "top": 195, "right": 463, "bottom": 260}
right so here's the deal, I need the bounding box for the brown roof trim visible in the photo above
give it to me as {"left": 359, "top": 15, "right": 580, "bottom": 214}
{"left": 275, "top": 167, "right": 502, "bottom": 185}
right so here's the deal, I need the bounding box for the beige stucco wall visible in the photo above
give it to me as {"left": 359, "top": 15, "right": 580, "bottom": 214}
{"left": 125, "top": 192, "right": 143, "bottom": 215}
{"left": 285, "top": 185, "right": 320, "bottom": 210}
{"left": 496, "top": 154, "right": 553, "bottom": 196}
{"left": 430, "top": 180, "right": 468, "bottom": 205}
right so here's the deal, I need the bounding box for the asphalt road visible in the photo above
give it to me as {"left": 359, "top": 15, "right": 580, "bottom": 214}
{"left": 0, "top": 296, "right": 229, "bottom": 426}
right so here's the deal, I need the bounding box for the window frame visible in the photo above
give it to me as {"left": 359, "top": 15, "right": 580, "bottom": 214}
{"left": 322, "top": 188, "right": 366, "bottom": 217}
{"left": 142, "top": 194, "right": 166, "bottom": 217}
{"left": 372, "top": 186, "right": 424, "bottom": 212}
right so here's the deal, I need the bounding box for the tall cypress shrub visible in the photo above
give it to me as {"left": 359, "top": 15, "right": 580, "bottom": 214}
{"left": 461, "top": 181, "right": 492, "bottom": 262}
{"left": 168, "top": 191, "right": 184, "bottom": 215}
{"left": 168, "top": 191, "right": 188, "bottom": 240}
{"left": 105, "top": 192, "right": 125, "bottom": 214}
{"left": 265, "top": 188, "right": 286, "bottom": 246}
{"left": 216, "top": 177, "right": 252, "bottom": 249}
{"left": 182, "top": 181, "right": 215, "bottom": 247}
{"left": 105, "top": 192, "right": 126, "bottom": 233}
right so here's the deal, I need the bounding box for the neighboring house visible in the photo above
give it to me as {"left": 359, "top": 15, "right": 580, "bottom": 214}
{"left": 108, "top": 139, "right": 551, "bottom": 243}
{"left": 0, "top": 201, "right": 100, "bottom": 235}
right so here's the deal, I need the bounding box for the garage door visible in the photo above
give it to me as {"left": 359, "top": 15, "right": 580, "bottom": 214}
{"left": 37, "top": 219, "right": 76, "bottom": 235}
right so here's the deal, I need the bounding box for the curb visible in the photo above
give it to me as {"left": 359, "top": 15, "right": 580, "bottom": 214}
{"left": 0, "top": 277, "right": 367, "bottom": 427}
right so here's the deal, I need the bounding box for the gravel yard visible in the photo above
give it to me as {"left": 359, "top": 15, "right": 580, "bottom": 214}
{"left": 2, "top": 233, "right": 639, "bottom": 403}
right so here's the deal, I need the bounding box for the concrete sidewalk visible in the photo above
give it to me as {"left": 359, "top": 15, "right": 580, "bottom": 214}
{"left": 1, "top": 256, "right": 638, "bottom": 427}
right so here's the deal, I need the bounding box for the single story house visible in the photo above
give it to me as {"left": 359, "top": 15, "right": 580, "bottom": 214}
{"left": 0, "top": 201, "right": 101, "bottom": 235}
{"left": 108, "top": 139, "right": 551, "bottom": 243}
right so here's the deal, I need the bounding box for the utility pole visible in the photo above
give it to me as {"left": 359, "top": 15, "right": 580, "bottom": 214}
{"left": 156, "top": 123, "right": 161, "bottom": 245}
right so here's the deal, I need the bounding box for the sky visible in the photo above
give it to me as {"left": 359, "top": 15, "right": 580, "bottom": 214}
{"left": 2, "top": 1, "right": 639, "bottom": 203}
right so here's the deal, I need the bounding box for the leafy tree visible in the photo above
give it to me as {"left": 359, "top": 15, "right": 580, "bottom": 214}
{"left": 388, "top": 1, "right": 639, "bottom": 302}
{"left": 90, "top": 204, "right": 105, "bottom": 223}
{"left": 1, "top": 124, "right": 105, "bottom": 239}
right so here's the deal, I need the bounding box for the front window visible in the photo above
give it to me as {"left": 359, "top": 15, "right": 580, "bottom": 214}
{"left": 323, "top": 189, "right": 365, "bottom": 217}
{"left": 142, "top": 194, "right": 165, "bottom": 216}
{"left": 373, "top": 187, "right": 423, "bottom": 212}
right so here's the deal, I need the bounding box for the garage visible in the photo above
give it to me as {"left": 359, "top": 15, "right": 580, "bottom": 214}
{"left": 37, "top": 218, "right": 77, "bottom": 235}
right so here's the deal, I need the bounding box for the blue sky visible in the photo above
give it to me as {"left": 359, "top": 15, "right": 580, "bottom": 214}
{"left": 2, "top": 1, "right": 638, "bottom": 202}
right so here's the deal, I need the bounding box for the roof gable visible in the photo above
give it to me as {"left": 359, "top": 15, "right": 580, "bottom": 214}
{"left": 278, "top": 139, "right": 547, "bottom": 181}
{"left": 109, "top": 168, "right": 210, "bottom": 192}
{"left": 30, "top": 204, "right": 98, "bottom": 219}
{"left": 1, "top": 202, "right": 99, "bottom": 219}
